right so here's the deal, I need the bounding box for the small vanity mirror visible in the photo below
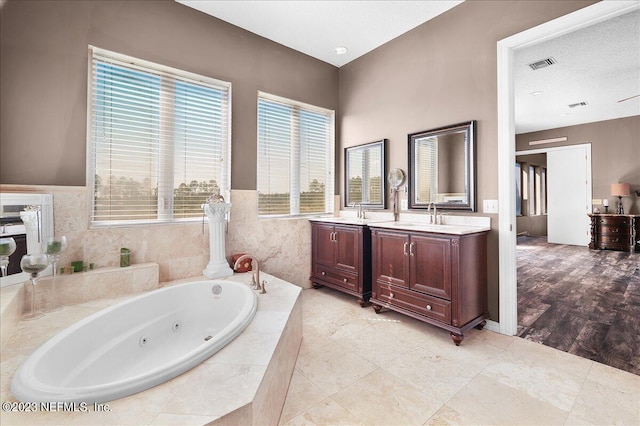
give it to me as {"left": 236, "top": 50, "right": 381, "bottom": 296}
{"left": 387, "top": 168, "right": 405, "bottom": 188}
{"left": 345, "top": 139, "right": 387, "bottom": 209}
{"left": 408, "top": 121, "right": 476, "bottom": 211}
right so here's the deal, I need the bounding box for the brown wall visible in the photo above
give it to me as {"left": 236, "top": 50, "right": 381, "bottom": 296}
{"left": 0, "top": 0, "right": 339, "bottom": 189}
{"left": 338, "top": 0, "right": 597, "bottom": 321}
{"left": 516, "top": 116, "right": 640, "bottom": 215}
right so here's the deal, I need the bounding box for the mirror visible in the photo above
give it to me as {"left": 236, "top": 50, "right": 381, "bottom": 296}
{"left": 387, "top": 168, "right": 405, "bottom": 188}
{"left": 345, "top": 139, "right": 387, "bottom": 209}
{"left": 408, "top": 121, "right": 476, "bottom": 211}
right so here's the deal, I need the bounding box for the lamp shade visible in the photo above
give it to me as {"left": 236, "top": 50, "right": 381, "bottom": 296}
{"left": 610, "top": 183, "right": 631, "bottom": 197}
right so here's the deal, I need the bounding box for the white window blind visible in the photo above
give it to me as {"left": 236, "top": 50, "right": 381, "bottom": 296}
{"left": 414, "top": 137, "right": 438, "bottom": 204}
{"left": 88, "top": 46, "right": 231, "bottom": 226}
{"left": 257, "top": 92, "right": 334, "bottom": 217}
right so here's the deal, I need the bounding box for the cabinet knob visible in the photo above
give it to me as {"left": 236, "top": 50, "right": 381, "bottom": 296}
{"left": 389, "top": 292, "right": 394, "bottom": 298}
{"left": 343, "top": 278, "right": 348, "bottom": 283}
{"left": 426, "top": 304, "right": 432, "bottom": 311}
{"left": 321, "top": 271, "right": 326, "bottom": 275}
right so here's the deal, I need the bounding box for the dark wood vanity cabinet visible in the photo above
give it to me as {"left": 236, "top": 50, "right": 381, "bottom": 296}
{"left": 310, "top": 222, "right": 371, "bottom": 306}
{"left": 370, "top": 227, "right": 489, "bottom": 345}
{"left": 589, "top": 214, "right": 639, "bottom": 253}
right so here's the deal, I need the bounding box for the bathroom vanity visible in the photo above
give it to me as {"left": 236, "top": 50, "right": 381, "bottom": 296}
{"left": 368, "top": 222, "right": 489, "bottom": 345}
{"left": 309, "top": 219, "right": 372, "bottom": 306}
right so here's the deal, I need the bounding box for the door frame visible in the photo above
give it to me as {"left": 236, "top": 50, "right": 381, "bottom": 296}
{"left": 515, "top": 144, "right": 592, "bottom": 246}
{"left": 496, "top": 0, "right": 639, "bottom": 336}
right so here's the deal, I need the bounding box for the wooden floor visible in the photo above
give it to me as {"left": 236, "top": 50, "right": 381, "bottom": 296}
{"left": 517, "top": 236, "right": 640, "bottom": 375}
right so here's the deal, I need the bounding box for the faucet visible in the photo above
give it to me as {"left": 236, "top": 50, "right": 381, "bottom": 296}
{"left": 351, "top": 203, "right": 364, "bottom": 219}
{"left": 233, "top": 254, "right": 266, "bottom": 293}
{"left": 428, "top": 203, "right": 438, "bottom": 224}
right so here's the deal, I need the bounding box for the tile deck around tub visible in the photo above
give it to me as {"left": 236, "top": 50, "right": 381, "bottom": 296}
{"left": 0, "top": 272, "right": 301, "bottom": 426}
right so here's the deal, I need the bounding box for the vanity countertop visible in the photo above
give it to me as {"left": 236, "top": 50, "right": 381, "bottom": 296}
{"left": 369, "top": 221, "right": 490, "bottom": 235}
{"left": 308, "top": 216, "right": 389, "bottom": 226}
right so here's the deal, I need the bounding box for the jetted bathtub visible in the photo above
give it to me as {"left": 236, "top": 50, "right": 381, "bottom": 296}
{"left": 11, "top": 279, "right": 257, "bottom": 403}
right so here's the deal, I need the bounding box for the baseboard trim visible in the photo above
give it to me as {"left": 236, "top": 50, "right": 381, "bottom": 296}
{"left": 484, "top": 319, "right": 501, "bottom": 333}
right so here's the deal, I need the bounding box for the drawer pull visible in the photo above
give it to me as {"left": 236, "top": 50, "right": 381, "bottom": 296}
{"left": 343, "top": 278, "right": 348, "bottom": 283}
{"left": 426, "top": 304, "right": 432, "bottom": 311}
{"left": 389, "top": 292, "right": 394, "bottom": 298}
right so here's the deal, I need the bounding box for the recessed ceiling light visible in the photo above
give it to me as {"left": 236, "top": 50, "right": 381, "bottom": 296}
{"left": 334, "top": 46, "right": 348, "bottom": 55}
{"left": 530, "top": 91, "right": 544, "bottom": 96}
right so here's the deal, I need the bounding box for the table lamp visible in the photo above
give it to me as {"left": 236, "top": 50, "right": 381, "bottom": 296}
{"left": 610, "top": 183, "right": 630, "bottom": 214}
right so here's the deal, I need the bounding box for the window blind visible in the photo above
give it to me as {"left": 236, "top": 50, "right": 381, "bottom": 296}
{"left": 88, "top": 47, "right": 231, "bottom": 225}
{"left": 257, "top": 93, "right": 334, "bottom": 217}
{"left": 414, "top": 137, "right": 438, "bottom": 204}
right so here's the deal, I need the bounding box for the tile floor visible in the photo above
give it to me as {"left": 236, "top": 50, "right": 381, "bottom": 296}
{"left": 280, "top": 287, "right": 640, "bottom": 425}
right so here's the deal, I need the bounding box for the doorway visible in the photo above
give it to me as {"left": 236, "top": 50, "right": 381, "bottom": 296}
{"left": 496, "top": 1, "right": 640, "bottom": 336}
{"left": 516, "top": 144, "right": 592, "bottom": 246}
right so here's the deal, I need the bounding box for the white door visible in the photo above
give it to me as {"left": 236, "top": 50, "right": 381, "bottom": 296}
{"left": 547, "top": 146, "right": 590, "bottom": 246}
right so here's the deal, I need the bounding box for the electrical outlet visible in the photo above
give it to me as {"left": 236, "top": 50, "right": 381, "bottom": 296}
{"left": 591, "top": 199, "right": 602, "bottom": 205}
{"left": 483, "top": 199, "right": 498, "bottom": 214}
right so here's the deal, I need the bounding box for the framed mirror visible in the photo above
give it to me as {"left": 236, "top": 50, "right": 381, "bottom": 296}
{"left": 345, "top": 139, "right": 387, "bottom": 209}
{"left": 408, "top": 121, "right": 476, "bottom": 211}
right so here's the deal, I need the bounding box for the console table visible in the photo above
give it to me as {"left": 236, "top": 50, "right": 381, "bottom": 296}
{"left": 588, "top": 214, "right": 640, "bottom": 253}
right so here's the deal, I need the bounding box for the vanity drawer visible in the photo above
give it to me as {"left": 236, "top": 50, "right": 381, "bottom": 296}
{"left": 375, "top": 283, "right": 450, "bottom": 324}
{"left": 313, "top": 265, "right": 359, "bottom": 292}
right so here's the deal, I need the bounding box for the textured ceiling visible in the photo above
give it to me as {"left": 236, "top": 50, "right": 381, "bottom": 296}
{"left": 176, "top": 0, "right": 463, "bottom": 67}
{"left": 514, "top": 9, "right": 640, "bottom": 134}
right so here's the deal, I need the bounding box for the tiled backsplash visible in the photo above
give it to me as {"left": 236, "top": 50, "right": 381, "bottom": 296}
{"left": 0, "top": 185, "right": 313, "bottom": 288}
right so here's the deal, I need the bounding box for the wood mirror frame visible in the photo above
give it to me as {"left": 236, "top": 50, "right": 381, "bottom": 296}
{"left": 345, "top": 139, "right": 387, "bottom": 209}
{"left": 408, "top": 121, "right": 476, "bottom": 212}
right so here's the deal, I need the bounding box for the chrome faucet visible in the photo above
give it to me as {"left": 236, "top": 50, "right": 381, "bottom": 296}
{"left": 233, "top": 254, "right": 266, "bottom": 294}
{"left": 428, "top": 203, "right": 438, "bottom": 224}
{"left": 351, "top": 203, "right": 364, "bottom": 219}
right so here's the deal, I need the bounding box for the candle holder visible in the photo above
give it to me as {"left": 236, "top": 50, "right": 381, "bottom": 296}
{"left": 20, "top": 253, "right": 49, "bottom": 320}
{"left": 44, "top": 236, "right": 67, "bottom": 312}
{"left": 0, "top": 237, "right": 17, "bottom": 277}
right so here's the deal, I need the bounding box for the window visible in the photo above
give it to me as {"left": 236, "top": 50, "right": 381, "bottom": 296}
{"left": 87, "top": 46, "right": 231, "bottom": 226}
{"left": 515, "top": 161, "right": 547, "bottom": 217}
{"left": 515, "top": 162, "right": 522, "bottom": 216}
{"left": 528, "top": 165, "right": 536, "bottom": 216}
{"left": 257, "top": 92, "right": 334, "bottom": 216}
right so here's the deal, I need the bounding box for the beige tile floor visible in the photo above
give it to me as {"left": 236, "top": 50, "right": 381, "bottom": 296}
{"left": 281, "top": 287, "right": 640, "bottom": 425}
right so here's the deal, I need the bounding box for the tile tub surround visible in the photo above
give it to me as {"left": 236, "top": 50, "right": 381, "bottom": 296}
{"left": 0, "top": 285, "right": 23, "bottom": 350}
{"left": 0, "top": 272, "right": 302, "bottom": 425}
{"left": 0, "top": 185, "right": 312, "bottom": 288}
{"left": 280, "top": 287, "right": 640, "bottom": 425}
{"left": 18, "top": 262, "right": 160, "bottom": 314}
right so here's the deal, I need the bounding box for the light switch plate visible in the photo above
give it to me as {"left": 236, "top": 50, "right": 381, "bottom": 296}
{"left": 483, "top": 199, "right": 498, "bottom": 214}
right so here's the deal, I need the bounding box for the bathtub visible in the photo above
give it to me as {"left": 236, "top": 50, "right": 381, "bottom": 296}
{"left": 11, "top": 279, "right": 257, "bottom": 404}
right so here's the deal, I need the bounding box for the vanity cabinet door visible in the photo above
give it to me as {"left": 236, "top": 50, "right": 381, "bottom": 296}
{"left": 409, "top": 234, "right": 452, "bottom": 300}
{"left": 312, "top": 223, "right": 336, "bottom": 267}
{"left": 334, "top": 226, "right": 360, "bottom": 273}
{"left": 372, "top": 230, "right": 410, "bottom": 288}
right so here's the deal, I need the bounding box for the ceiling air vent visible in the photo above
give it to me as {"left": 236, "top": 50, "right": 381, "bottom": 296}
{"left": 568, "top": 101, "right": 588, "bottom": 108}
{"left": 528, "top": 57, "right": 557, "bottom": 70}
